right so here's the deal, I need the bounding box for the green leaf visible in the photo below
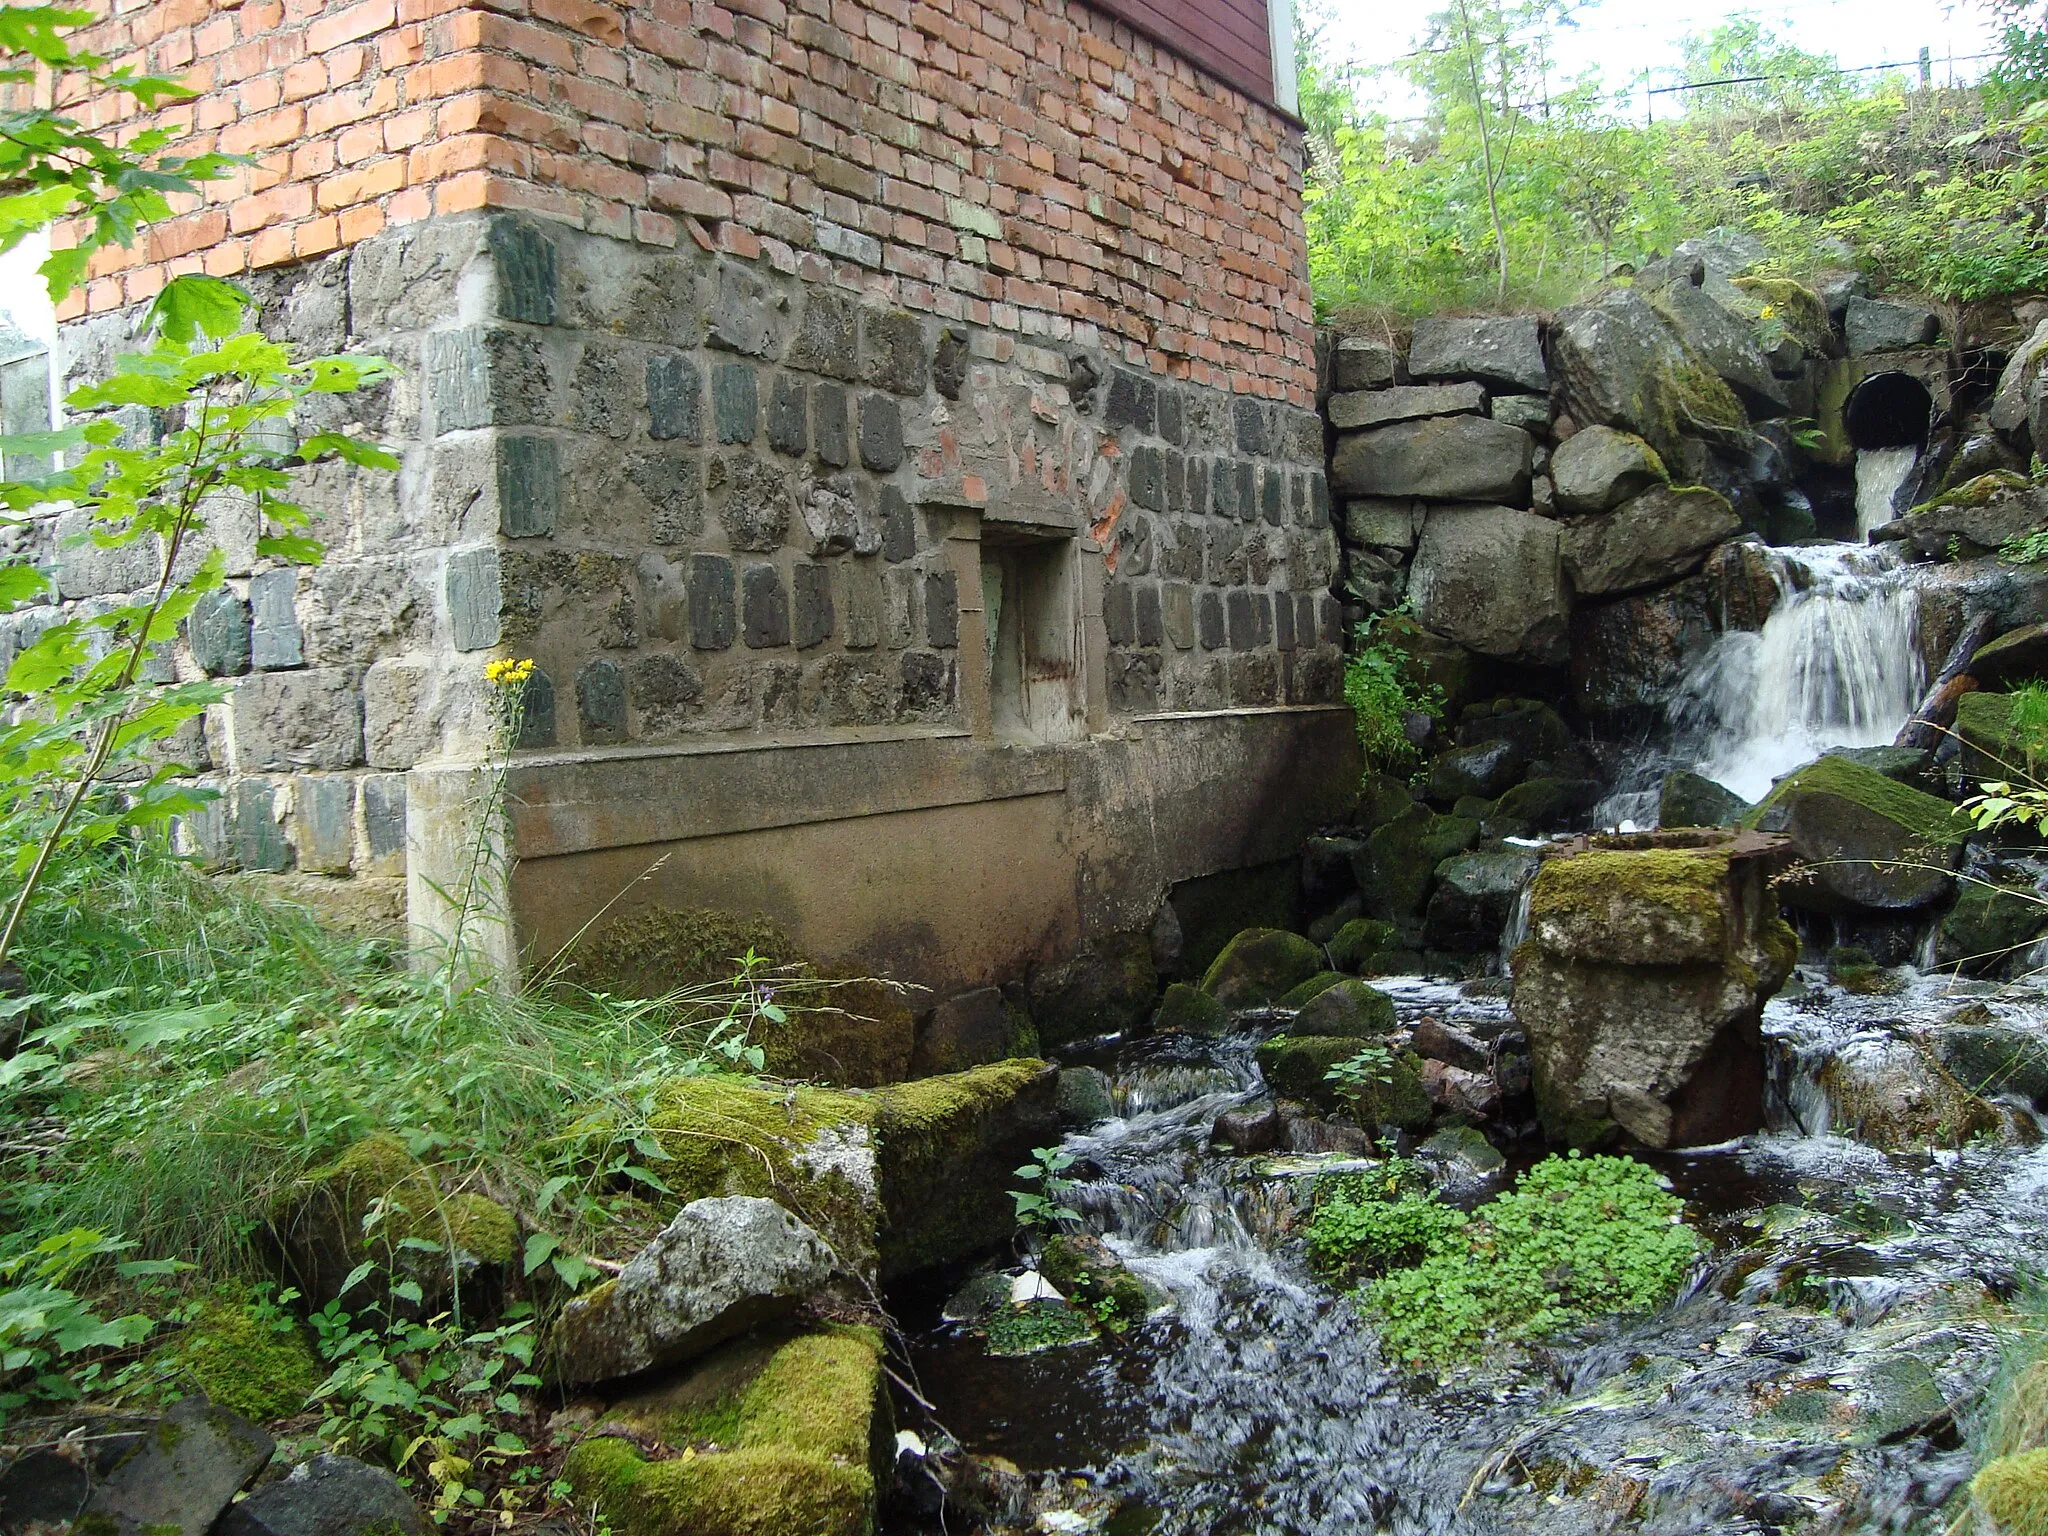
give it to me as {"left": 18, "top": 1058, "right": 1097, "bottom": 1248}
{"left": 146, "top": 276, "right": 251, "bottom": 343}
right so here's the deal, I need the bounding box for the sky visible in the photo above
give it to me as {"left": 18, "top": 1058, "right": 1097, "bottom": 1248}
{"left": 1312, "top": 0, "right": 2006, "bottom": 119}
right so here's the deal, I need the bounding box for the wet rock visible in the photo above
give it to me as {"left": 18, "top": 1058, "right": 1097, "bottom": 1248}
{"left": 1660, "top": 769, "right": 1749, "bottom": 828}
{"left": 1425, "top": 850, "right": 1539, "bottom": 952}
{"left": 1412, "top": 1016, "right": 1490, "bottom": 1073}
{"left": 1846, "top": 295, "right": 1940, "bottom": 355}
{"left": 1329, "top": 382, "right": 1485, "bottom": 430}
{"left": 1824, "top": 744, "right": 1940, "bottom": 793}
{"left": 1026, "top": 936, "right": 1157, "bottom": 1048}
{"left": 1306, "top": 897, "right": 1362, "bottom": 946}
{"left": 1150, "top": 901, "right": 1183, "bottom": 977}
{"left": 1408, "top": 315, "right": 1548, "bottom": 393}
{"left": 1701, "top": 537, "right": 1785, "bottom": 632}
{"left": 215, "top": 1456, "right": 422, "bottom": 1536}
{"left": 1937, "top": 882, "right": 2048, "bottom": 975}
{"left": 1561, "top": 484, "right": 1742, "bottom": 598}
{"left": 1456, "top": 697, "right": 1583, "bottom": 770}
{"left": 554, "top": 1197, "right": 835, "bottom": 1385}
{"left": 1550, "top": 424, "right": 1668, "bottom": 514}
{"left": 1552, "top": 287, "right": 1747, "bottom": 462}
{"left": 941, "top": 1268, "right": 1013, "bottom": 1322}
{"left": 84, "top": 1396, "right": 274, "bottom": 1536}
{"left": 1211, "top": 1100, "right": 1282, "bottom": 1152}
{"left": 1200, "top": 929, "right": 1325, "bottom": 1009}
{"left": 1356, "top": 805, "right": 1481, "bottom": 925}
{"left": 1512, "top": 834, "right": 1798, "bottom": 1148}
{"left": 1817, "top": 1032, "right": 2001, "bottom": 1149}
{"left": 1356, "top": 771, "right": 1418, "bottom": 830}
{"left": 1041, "top": 1233, "right": 1157, "bottom": 1325}
{"left": 1743, "top": 755, "right": 1967, "bottom": 912}
{"left": 1419, "top": 1058, "right": 1501, "bottom": 1120}
{"left": 1875, "top": 477, "right": 2048, "bottom": 559}
{"left": 1328, "top": 917, "right": 1398, "bottom": 973}
{"left": 1056, "top": 1067, "right": 1115, "bottom": 1128}
{"left": 1968, "top": 620, "right": 2048, "bottom": 688}
{"left": 1276, "top": 1103, "right": 1376, "bottom": 1155}
{"left": 1301, "top": 835, "right": 1365, "bottom": 907}
{"left": 1428, "top": 738, "right": 1524, "bottom": 802}
{"left": 1409, "top": 505, "right": 1567, "bottom": 663}
{"left": 1482, "top": 779, "right": 1602, "bottom": 840}
{"left": 1571, "top": 576, "right": 1719, "bottom": 726}
{"left": 1292, "top": 978, "right": 1397, "bottom": 1039}
{"left": 1417, "top": 1123, "right": 1506, "bottom": 1182}
{"left": 915, "top": 986, "right": 1035, "bottom": 1074}
{"left": 1331, "top": 417, "right": 1533, "bottom": 504}
{"left": 1154, "top": 981, "right": 1228, "bottom": 1036}
{"left": 1933, "top": 1010, "right": 2048, "bottom": 1104}
{"left": 1258, "top": 1038, "right": 1432, "bottom": 1129}
{"left": 1279, "top": 970, "right": 1347, "bottom": 1008}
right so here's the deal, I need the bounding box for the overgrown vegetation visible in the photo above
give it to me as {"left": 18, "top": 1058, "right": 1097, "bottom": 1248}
{"left": 1308, "top": 1153, "right": 1699, "bottom": 1368}
{"left": 1344, "top": 611, "right": 1446, "bottom": 776}
{"left": 1301, "top": 0, "right": 2048, "bottom": 316}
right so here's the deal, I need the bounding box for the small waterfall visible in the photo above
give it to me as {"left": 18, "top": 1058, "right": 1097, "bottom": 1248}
{"left": 1497, "top": 878, "right": 1535, "bottom": 975}
{"left": 1855, "top": 445, "right": 1919, "bottom": 537}
{"left": 1670, "top": 542, "right": 1924, "bottom": 804}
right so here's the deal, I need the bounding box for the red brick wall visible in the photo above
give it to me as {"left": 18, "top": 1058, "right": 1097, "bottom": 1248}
{"left": 47, "top": 0, "right": 1314, "bottom": 403}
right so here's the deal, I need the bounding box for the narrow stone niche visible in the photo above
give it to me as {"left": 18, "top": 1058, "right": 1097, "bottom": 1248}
{"left": 982, "top": 529, "right": 1086, "bottom": 744}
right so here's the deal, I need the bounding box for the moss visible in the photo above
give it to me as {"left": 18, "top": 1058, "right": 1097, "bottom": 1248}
{"left": 1741, "top": 753, "right": 1969, "bottom": 851}
{"left": 646, "top": 1074, "right": 879, "bottom": 1271}
{"left": 1531, "top": 848, "right": 1728, "bottom": 931}
{"left": 1292, "top": 978, "right": 1398, "bottom": 1039}
{"left": 568, "top": 1327, "right": 883, "bottom": 1536}
{"left": 437, "top": 1191, "right": 518, "bottom": 1265}
{"left": 1328, "top": 918, "right": 1398, "bottom": 973}
{"left": 1912, "top": 469, "right": 2031, "bottom": 515}
{"left": 1960, "top": 690, "right": 2037, "bottom": 780}
{"left": 557, "top": 905, "right": 801, "bottom": 999}
{"left": 1279, "top": 971, "right": 1347, "bottom": 1008}
{"left": 1975, "top": 1448, "right": 2048, "bottom": 1536}
{"left": 1153, "top": 981, "right": 1228, "bottom": 1036}
{"left": 1654, "top": 357, "right": 1748, "bottom": 454}
{"left": 984, "top": 1299, "right": 1094, "bottom": 1355}
{"left": 1731, "top": 275, "right": 1832, "bottom": 352}
{"left": 1198, "top": 928, "right": 1325, "bottom": 1008}
{"left": 147, "top": 1289, "right": 322, "bottom": 1423}
{"left": 1257, "top": 1038, "right": 1431, "bottom": 1129}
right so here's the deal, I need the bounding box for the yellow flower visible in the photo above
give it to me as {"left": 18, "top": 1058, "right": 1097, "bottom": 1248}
{"left": 485, "top": 657, "right": 535, "bottom": 687}
{"left": 1759, "top": 303, "right": 1778, "bottom": 320}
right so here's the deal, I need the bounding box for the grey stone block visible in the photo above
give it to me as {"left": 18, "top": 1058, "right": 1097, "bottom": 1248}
{"left": 446, "top": 546, "right": 502, "bottom": 652}
{"left": 1301, "top": 592, "right": 1323, "bottom": 647}
{"left": 713, "top": 362, "right": 758, "bottom": 444}
{"left": 362, "top": 773, "right": 407, "bottom": 875}
{"left": 1104, "top": 582, "right": 1135, "bottom": 645}
{"left": 572, "top": 344, "right": 634, "bottom": 440}
{"left": 861, "top": 309, "right": 926, "bottom": 395}
{"left": 1190, "top": 458, "right": 1210, "bottom": 516}
{"left": 1163, "top": 583, "right": 1195, "bottom": 648}
{"left": 880, "top": 485, "right": 914, "bottom": 562}
{"left": 1164, "top": 451, "right": 1186, "bottom": 512}
{"left": 1409, "top": 315, "right": 1549, "bottom": 392}
{"left": 814, "top": 383, "right": 849, "bottom": 467}
{"left": 517, "top": 667, "right": 557, "bottom": 747}
{"left": 249, "top": 569, "right": 304, "bottom": 670}
{"left": 1105, "top": 370, "right": 1156, "bottom": 432}
{"left": 215, "top": 1453, "right": 422, "bottom": 1536}
{"left": 1275, "top": 590, "right": 1296, "bottom": 651}
{"left": 884, "top": 567, "right": 920, "bottom": 648}
{"left": 1329, "top": 382, "right": 1487, "bottom": 430}
{"left": 858, "top": 393, "right": 903, "bottom": 471}
{"left": 898, "top": 649, "right": 953, "bottom": 716}
{"left": 293, "top": 776, "right": 355, "bottom": 874}
{"left": 767, "top": 375, "right": 806, "bottom": 456}
{"left": 1491, "top": 394, "right": 1551, "bottom": 432}
{"left": 230, "top": 668, "right": 364, "bottom": 771}
{"left": 786, "top": 290, "right": 860, "bottom": 380}
{"left": 497, "top": 434, "right": 559, "bottom": 537}
{"left": 689, "top": 554, "right": 736, "bottom": 650}
{"left": 933, "top": 327, "right": 969, "bottom": 399}
{"left": 1158, "top": 388, "right": 1185, "bottom": 445}
{"left": 54, "top": 505, "right": 159, "bottom": 599}
{"left": 1332, "top": 336, "right": 1399, "bottom": 391}
{"left": 647, "top": 353, "right": 703, "bottom": 442}
{"left": 925, "top": 569, "right": 957, "bottom": 649}
{"left": 1233, "top": 396, "right": 1269, "bottom": 455}
{"left": 488, "top": 216, "right": 557, "bottom": 324}
{"left": 792, "top": 561, "right": 834, "bottom": 649}
{"left": 1198, "top": 590, "right": 1226, "bottom": 650}
{"left": 1225, "top": 589, "right": 1256, "bottom": 651}
{"left": 842, "top": 559, "right": 882, "bottom": 648}
{"left": 629, "top": 654, "right": 703, "bottom": 726}
{"left": 1129, "top": 446, "right": 1164, "bottom": 511}
{"left": 1135, "top": 584, "right": 1163, "bottom": 647}
{"left": 576, "top": 659, "right": 628, "bottom": 744}
{"left": 423, "top": 327, "right": 549, "bottom": 432}
{"left": 1262, "top": 467, "right": 1284, "bottom": 525}
{"left": 188, "top": 589, "right": 251, "bottom": 677}
{"left": 742, "top": 563, "right": 789, "bottom": 648}
{"left": 1210, "top": 459, "right": 1238, "bottom": 518}
{"left": 706, "top": 264, "right": 777, "bottom": 357}
{"left": 362, "top": 659, "right": 435, "bottom": 770}
{"left": 1236, "top": 462, "right": 1257, "bottom": 523}
{"left": 232, "top": 779, "right": 292, "bottom": 872}
{"left": 625, "top": 451, "right": 703, "bottom": 543}
{"left": 1846, "top": 295, "right": 1941, "bottom": 355}
{"left": 711, "top": 453, "right": 791, "bottom": 551}
{"left": 86, "top": 1394, "right": 274, "bottom": 1536}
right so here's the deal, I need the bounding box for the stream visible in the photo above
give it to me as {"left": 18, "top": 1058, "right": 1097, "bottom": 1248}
{"left": 883, "top": 523, "right": 2048, "bottom": 1536}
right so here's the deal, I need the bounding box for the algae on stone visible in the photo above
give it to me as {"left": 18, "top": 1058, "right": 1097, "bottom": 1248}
{"left": 1327, "top": 918, "right": 1398, "bottom": 973}
{"left": 1529, "top": 848, "right": 1732, "bottom": 967}
{"left": 145, "top": 1289, "right": 322, "bottom": 1423}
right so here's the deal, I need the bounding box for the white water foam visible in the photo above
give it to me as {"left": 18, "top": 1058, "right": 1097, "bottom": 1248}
{"left": 1856, "top": 445, "right": 1919, "bottom": 537}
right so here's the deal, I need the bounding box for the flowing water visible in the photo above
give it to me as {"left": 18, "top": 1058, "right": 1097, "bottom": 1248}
{"left": 1856, "top": 447, "right": 1921, "bottom": 539}
{"left": 891, "top": 973, "right": 2048, "bottom": 1536}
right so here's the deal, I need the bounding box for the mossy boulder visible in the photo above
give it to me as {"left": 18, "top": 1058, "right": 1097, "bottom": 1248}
{"left": 1278, "top": 971, "right": 1347, "bottom": 1008}
{"left": 1817, "top": 1033, "right": 2001, "bottom": 1149}
{"left": 1327, "top": 918, "right": 1398, "bottom": 972}
{"left": 1357, "top": 772, "right": 1419, "bottom": 831}
{"left": 1291, "top": 979, "right": 1398, "bottom": 1039}
{"left": 1199, "top": 928, "right": 1325, "bottom": 1008}
{"left": 1530, "top": 847, "right": 1736, "bottom": 966}
{"left": 1938, "top": 882, "right": 2048, "bottom": 974}
{"left": 1025, "top": 933, "right": 1157, "bottom": 1048}
{"left": 554, "top": 905, "right": 914, "bottom": 1086}
{"left": 1427, "top": 738, "right": 1525, "bottom": 802}
{"left": 271, "top": 1134, "right": 518, "bottom": 1313}
{"left": 1972, "top": 621, "right": 2048, "bottom": 689}
{"left": 145, "top": 1289, "right": 321, "bottom": 1423}
{"left": 1166, "top": 860, "right": 1300, "bottom": 979}
{"left": 1356, "top": 806, "right": 1481, "bottom": 923}
{"left": 1481, "top": 778, "right": 1601, "bottom": 839}
{"left": 1975, "top": 1447, "right": 2048, "bottom": 1536}
{"left": 1256, "top": 1037, "right": 1432, "bottom": 1129}
{"left": 873, "top": 1061, "right": 1060, "bottom": 1279}
{"left": 1935, "top": 1012, "right": 2048, "bottom": 1106}
{"left": 1056, "top": 1067, "right": 1115, "bottom": 1127}
{"left": 1742, "top": 754, "right": 1967, "bottom": 912}
{"left": 1153, "top": 981, "right": 1228, "bottom": 1036}
{"left": 1657, "top": 770, "right": 1745, "bottom": 828}
{"left": 1040, "top": 1233, "right": 1156, "bottom": 1329}
{"left": 1959, "top": 690, "right": 2039, "bottom": 782}
{"left": 564, "top": 1326, "right": 884, "bottom": 1536}
{"left": 1425, "top": 849, "right": 1539, "bottom": 951}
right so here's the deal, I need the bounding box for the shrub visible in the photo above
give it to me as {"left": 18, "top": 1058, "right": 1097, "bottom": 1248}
{"left": 1344, "top": 612, "right": 1444, "bottom": 777}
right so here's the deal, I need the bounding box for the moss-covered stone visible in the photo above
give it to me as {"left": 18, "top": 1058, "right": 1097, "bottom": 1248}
{"left": 1974, "top": 1447, "right": 2048, "bottom": 1536}
{"left": 1940, "top": 882, "right": 2048, "bottom": 975}
{"left": 874, "top": 1061, "right": 1060, "bottom": 1279}
{"left": 1291, "top": 978, "right": 1397, "bottom": 1039}
{"left": 1742, "top": 754, "right": 1967, "bottom": 912}
{"left": 1279, "top": 971, "right": 1347, "bottom": 1008}
{"left": 1483, "top": 778, "right": 1600, "bottom": 840}
{"left": 1167, "top": 860, "right": 1300, "bottom": 980}
{"left": 146, "top": 1289, "right": 322, "bottom": 1423}
{"left": 1199, "top": 928, "right": 1325, "bottom": 1008}
{"left": 646, "top": 1075, "right": 881, "bottom": 1278}
{"left": 1817, "top": 1034, "right": 2001, "bottom": 1149}
{"left": 1360, "top": 946, "right": 1425, "bottom": 977}
{"left": 1959, "top": 689, "right": 2038, "bottom": 781}
{"left": 1153, "top": 981, "right": 1228, "bottom": 1036}
{"left": 565, "top": 1326, "right": 883, "bottom": 1536}
{"left": 1041, "top": 1233, "right": 1156, "bottom": 1329}
{"left": 1530, "top": 847, "right": 1732, "bottom": 967}
{"left": 1327, "top": 918, "right": 1398, "bottom": 973}
{"left": 1912, "top": 469, "right": 2031, "bottom": 515}
{"left": 1731, "top": 276, "right": 1831, "bottom": 352}
{"left": 1358, "top": 807, "right": 1481, "bottom": 923}
{"left": 1356, "top": 772, "right": 1419, "bottom": 831}
{"left": 1256, "top": 1038, "right": 1431, "bottom": 1130}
